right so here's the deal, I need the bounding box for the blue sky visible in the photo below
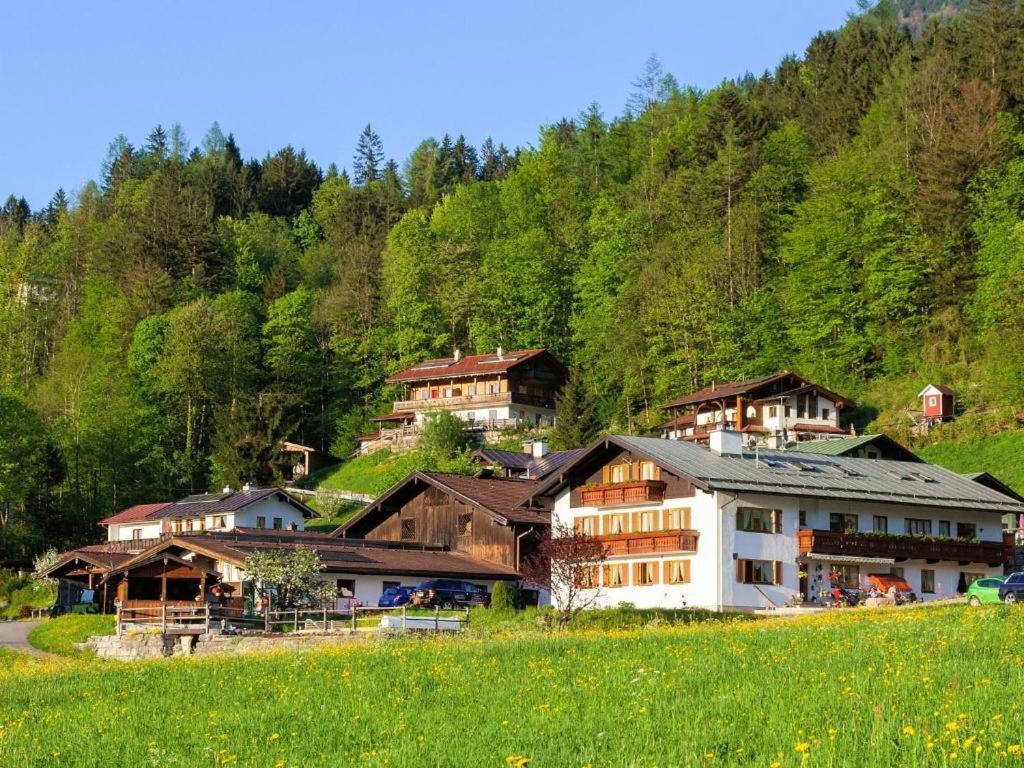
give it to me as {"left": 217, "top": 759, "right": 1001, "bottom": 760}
{"left": 1, "top": 1, "right": 856, "bottom": 209}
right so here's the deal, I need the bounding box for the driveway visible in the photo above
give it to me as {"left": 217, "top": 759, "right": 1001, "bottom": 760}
{"left": 0, "top": 621, "right": 41, "bottom": 654}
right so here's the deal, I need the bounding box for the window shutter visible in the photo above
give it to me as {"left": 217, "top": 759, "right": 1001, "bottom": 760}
{"left": 653, "top": 465, "right": 661, "bottom": 481}
{"left": 736, "top": 510, "right": 744, "bottom": 530}
{"left": 662, "top": 508, "right": 671, "bottom": 530}
{"left": 601, "top": 564, "right": 610, "bottom": 587}
{"left": 683, "top": 560, "right": 691, "bottom": 583}
{"left": 773, "top": 510, "right": 783, "bottom": 534}
{"left": 736, "top": 558, "right": 746, "bottom": 583}
{"left": 683, "top": 508, "right": 691, "bottom": 529}
{"left": 773, "top": 561, "right": 783, "bottom": 586}
{"left": 602, "top": 465, "right": 611, "bottom": 484}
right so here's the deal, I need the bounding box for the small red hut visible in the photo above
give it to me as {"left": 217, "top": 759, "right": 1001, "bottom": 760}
{"left": 918, "top": 384, "right": 955, "bottom": 422}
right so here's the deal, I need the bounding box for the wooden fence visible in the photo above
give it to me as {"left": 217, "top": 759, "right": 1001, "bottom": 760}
{"left": 116, "top": 603, "right": 470, "bottom": 636}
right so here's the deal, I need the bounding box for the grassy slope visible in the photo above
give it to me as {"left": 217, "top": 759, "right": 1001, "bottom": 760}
{"left": 306, "top": 449, "right": 477, "bottom": 497}
{"left": 2, "top": 605, "right": 1023, "bottom": 766}
{"left": 917, "top": 429, "right": 1024, "bottom": 494}
{"left": 26, "top": 615, "right": 116, "bottom": 657}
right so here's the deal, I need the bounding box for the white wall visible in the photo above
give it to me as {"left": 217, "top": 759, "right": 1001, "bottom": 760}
{"left": 552, "top": 482, "right": 1007, "bottom": 612}
{"left": 234, "top": 496, "right": 309, "bottom": 531}
{"left": 108, "top": 521, "right": 163, "bottom": 542}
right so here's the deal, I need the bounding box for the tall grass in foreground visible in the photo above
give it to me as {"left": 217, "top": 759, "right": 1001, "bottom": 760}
{"left": 1, "top": 606, "right": 1023, "bottom": 766}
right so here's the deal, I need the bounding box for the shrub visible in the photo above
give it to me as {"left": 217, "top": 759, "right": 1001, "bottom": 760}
{"left": 489, "top": 581, "right": 515, "bottom": 612}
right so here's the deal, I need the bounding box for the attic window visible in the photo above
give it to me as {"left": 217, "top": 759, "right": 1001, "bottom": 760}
{"left": 886, "top": 469, "right": 912, "bottom": 481}
{"left": 401, "top": 519, "right": 417, "bottom": 541}
{"left": 457, "top": 513, "right": 472, "bottom": 536}
{"left": 910, "top": 472, "right": 938, "bottom": 483}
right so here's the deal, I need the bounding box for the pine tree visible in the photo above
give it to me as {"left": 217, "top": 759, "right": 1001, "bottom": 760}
{"left": 146, "top": 125, "right": 169, "bottom": 159}
{"left": 353, "top": 123, "right": 384, "bottom": 185}
{"left": 548, "top": 367, "right": 601, "bottom": 450}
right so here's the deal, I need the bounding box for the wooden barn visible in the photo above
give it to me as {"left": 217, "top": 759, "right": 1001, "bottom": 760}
{"left": 335, "top": 471, "right": 550, "bottom": 571}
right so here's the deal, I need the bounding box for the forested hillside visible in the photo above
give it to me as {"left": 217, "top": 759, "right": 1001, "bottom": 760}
{"left": 3, "top": 0, "right": 1024, "bottom": 559}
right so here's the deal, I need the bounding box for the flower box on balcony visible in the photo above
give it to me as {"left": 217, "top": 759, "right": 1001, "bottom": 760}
{"left": 579, "top": 480, "right": 666, "bottom": 508}
{"left": 797, "top": 529, "right": 1007, "bottom": 566}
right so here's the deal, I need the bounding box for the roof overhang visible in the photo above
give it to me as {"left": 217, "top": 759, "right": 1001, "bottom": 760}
{"left": 802, "top": 553, "right": 896, "bottom": 566}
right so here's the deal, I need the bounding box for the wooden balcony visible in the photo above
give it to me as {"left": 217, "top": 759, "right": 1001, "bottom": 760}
{"left": 580, "top": 480, "right": 666, "bottom": 508}
{"left": 601, "top": 529, "right": 699, "bottom": 557}
{"left": 797, "top": 529, "right": 1008, "bottom": 566}
{"left": 393, "top": 391, "right": 555, "bottom": 412}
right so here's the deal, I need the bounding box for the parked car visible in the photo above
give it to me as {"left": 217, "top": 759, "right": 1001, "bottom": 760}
{"left": 412, "top": 580, "right": 490, "bottom": 609}
{"left": 378, "top": 586, "right": 414, "bottom": 608}
{"left": 966, "top": 576, "right": 1005, "bottom": 606}
{"left": 998, "top": 572, "right": 1024, "bottom": 603}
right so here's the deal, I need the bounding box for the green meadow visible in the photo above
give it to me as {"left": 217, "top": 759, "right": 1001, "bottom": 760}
{"left": 1, "top": 605, "right": 1023, "bottom": 767}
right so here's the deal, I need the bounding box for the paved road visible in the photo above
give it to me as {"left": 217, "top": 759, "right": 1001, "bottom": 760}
{"left": 0, "top": 620, "right": 41, "bottom": 654}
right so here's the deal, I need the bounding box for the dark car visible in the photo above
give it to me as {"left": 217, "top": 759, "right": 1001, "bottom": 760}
{"left": 378, "top": 586, "right": 414, "bottom": 608}
{"left": 998, "top": 572, "right": 1024, "bottom": 603}
{"left": 412, "top": 579, "right": 490, "bottom": 609}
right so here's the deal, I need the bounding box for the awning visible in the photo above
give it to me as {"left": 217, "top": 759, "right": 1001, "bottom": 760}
{"left": 867, "top": 573, "right": 913, "bottom": 592}
{"left": 803, "top": 552, "right": 896, "bottom": 566}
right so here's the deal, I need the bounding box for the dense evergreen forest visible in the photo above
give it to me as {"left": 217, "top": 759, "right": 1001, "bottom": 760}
{"left": 3, "top": 0, "right": 1024, "bottom": 559}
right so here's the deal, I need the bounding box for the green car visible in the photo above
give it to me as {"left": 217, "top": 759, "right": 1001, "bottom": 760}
{"left": 966, "top": 576, "right": 1006, "bottom": 606}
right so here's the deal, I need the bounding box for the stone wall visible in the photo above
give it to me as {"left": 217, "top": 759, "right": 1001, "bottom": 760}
{"left": 84, "top": 630, "right": 364, "bottom": 661}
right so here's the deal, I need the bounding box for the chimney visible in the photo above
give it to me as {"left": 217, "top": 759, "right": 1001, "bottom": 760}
{"left": 222, "top": 485, "right": 234, "bottom": 494}
{"left": 531, "top": 439, "right": 548, "bottom": 459}
{"left": 241, "top": 483, "right": 255, "bottom": 492}
{"left": 522, "top": 439, "right": 533, "bottom": 455}
{"left": 496, "top": 346, "right": 504, "bottom": 359}
{"left": 709, "top": 427, "right": 743, "bottom": 456}
{"left": 453, "top": 348, "right": 462, "bottom": 362}
{"left": 765, "top": 431, "right": 785, "bottom": 450}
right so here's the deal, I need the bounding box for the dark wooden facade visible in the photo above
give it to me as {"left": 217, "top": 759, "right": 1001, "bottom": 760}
{"left": 363, "top": 487, "right": 528, "bottom": 569}
{"left": 569, "top": 449, "right": 700, "bottom": 508}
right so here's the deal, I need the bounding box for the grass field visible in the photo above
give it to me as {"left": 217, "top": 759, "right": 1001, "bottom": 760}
{"left": 26, "top": 615, "right": 116, "bottom": 656}
{"left": 917, "top": 428, "right": 1024, "bottom": 494}
{"left": 3, "top": 605, "right": 1024, "bottom": 766}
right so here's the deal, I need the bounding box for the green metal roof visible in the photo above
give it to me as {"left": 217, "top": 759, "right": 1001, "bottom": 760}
{"left": 792, "top": 435, "right": 886, "bottom": 456}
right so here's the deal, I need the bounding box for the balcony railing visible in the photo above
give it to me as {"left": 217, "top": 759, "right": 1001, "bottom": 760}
{"left": 580, "top": 480, "right": 666, "bottom": 508}
{"left": 797, "top": 529, "right": 1008, "bottom": 566}
{"left": 393, "top": 391, "right": 555, "bottom": 412}
{"left": 601, "top": 529, "right": 699, "bottom": 557}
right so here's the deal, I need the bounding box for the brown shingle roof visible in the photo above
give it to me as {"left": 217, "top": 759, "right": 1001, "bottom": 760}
{"left": 385, "top": 348, "right": 557, "bottom": 383}
{"left": 124, "top": 533, "right": 520, "bottom": 580}
{"left": 98, "top": 502, "right": 171, "bottom": 525}
{"left": 416, "top": 472, "right": 548, "bottom": 524}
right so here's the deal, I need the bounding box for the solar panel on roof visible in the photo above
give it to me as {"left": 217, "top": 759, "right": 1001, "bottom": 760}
{"left": 410, "top": 361, "right": 453, "bottom": 370}
{"left": 180, "top": 492, "right": 229, "bottom": 503}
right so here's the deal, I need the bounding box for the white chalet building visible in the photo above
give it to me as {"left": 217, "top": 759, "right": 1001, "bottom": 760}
{"left": 526, "top": 431, "right": 1021, "bottom": 611}
{"left": 100, "top": 487, "right": 317, "bottom": 544}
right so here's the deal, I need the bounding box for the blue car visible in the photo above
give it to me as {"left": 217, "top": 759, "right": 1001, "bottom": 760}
{"left": 378, "top": 586, "right": 414, "bottom": 607}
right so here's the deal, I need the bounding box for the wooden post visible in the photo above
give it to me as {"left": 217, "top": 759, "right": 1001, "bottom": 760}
{"left": 294, "top": 608, "right": 299, "bottom": 633}
{"left": 434, "top": 606, "right": 440, "bottom": 632}
{"left": 351, "top": 606, "right": 356, "bottom": 632}
{"left": 161, "top": 603, "right": 167, "bottom": 635}
{"left": 204, "top": 605, "right": 211, "bottom": 635}
{"left": 323, "top": 607, "right": 327, "bottom": 632}
{"left": 402, "top": 604, "right": 407, "bottom": 630}
{"left": 116, "top": 605, "right": 122, "bottom": 637}
{"left": 264, "top": 607, "right": 270, "bottom": 633}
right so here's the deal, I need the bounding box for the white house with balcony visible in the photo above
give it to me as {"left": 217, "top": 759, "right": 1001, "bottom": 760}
{"left": 660, "top": 371, "right": 852, "bottom": 446}
{"left": 524, "top": 431, "right": 1021, "bottom": 611}
{"left": 380, "top": 348, "right": 567, "bottom": 430}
